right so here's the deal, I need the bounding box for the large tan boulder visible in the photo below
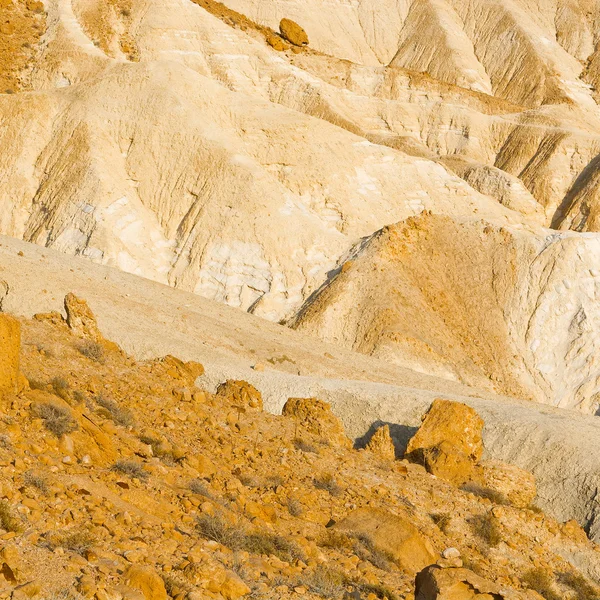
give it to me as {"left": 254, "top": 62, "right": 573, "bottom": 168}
{"left": 366, "top": 424, "right": 396, "bottom": 460}
{"left": 481, "top": 460, "right": 536, "bottom": 508}
{"left": 0, "top": 314, "right": 20, "bottom": 394}
{"left": 415, "top": 565, "right": 541, "bottom": 599}
{"left": 334, "top": 507, "right": 437, "bottom": 573}
{"left": 124, "top": 566, "right": 167, "bottom": 600}
{"left": 216, "top": 380, "right": 263, "bottom": 410}
{"left": 279, "top": 18, "right": 308, "bottom": 46}
{"left": 282, "top": 397, "right": 350, "bottom": 447}
{"left": 407, "top": 399, "right": 484, "bottom": 463}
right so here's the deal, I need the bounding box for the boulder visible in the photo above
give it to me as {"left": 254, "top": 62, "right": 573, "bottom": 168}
{"left": 481, "top": 460, "right": 536, "bottom": 508}
{"left": 279, "top": 18, "right": 308, "bottom": 46}
{"left": 334, "top": 507, "right": 437, "bottom": 573}
{"left": 282, "top": 397, "right": 350, "bottom": 447}
{"left": 64, "top": 293, "right": 102, "bottom": 341}
{"left": 124, "top": 565, "right": 167, "bottom": 600}
{"left": 422, "top": 441, "right": 482, "bottom": 486}
{"left": 0, "top": 314, "right": 20, "bottom": 394}
{"left": 366, "top": 424, "right": 396, "bottom": 460}
{"left": 266, "top": 33, "right": 286, "bottom": 51}
{"left": 406, "top": 399, "right": 484, "bottom": 463}
{"left": 216, "top": 380, "right": 263, "bottom": 410}
{"left": 415, "top": 565, "right": 541, "bottom": 599}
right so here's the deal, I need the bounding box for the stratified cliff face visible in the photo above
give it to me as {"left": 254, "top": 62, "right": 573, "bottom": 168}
{"left": 6, "top": 0, "right": 600, "bottom": 409}
{"left": 291, "top": 213, "right": 600, "bottom": 414}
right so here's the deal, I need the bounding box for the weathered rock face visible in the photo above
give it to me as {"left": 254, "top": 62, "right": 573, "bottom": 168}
{"left": 5, "top": 0, "right": 600, "bottom": 336}
{"left": 0, "top": 314, "right": 20, "bottom": 394}
{"left": 293, "top": 213, "right": 600, "bottom": 413}
{"left": 282, "top": 396, "right": 351, "bottom": 447}
{"left": 334, "top": 507, "right": 437, "bottom": 572}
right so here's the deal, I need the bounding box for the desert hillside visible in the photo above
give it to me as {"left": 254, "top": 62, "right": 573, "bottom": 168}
{"left": 4, "top": 0, "right": 600, "bottom": 405}
{"left": 4, "top": 0, "right": 600, "bottom": 597}
{"left": 1, "top": 292, "right": 599, "bottom": 600}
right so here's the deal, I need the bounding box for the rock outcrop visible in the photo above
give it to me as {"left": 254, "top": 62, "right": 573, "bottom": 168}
{"left": 0, "top": 314, "right": 21, "bottom": 394}
{"left": 282, "top": 396, "right": 351, "bottom": 447}
{"left": 216, "top": 379, "right": 263, "bottom": 410}
{"left": 365, "top": 424, "right": 396, "bottom": 460}
{"left": 293, "top": 213, "right": 600, "bottom": 413}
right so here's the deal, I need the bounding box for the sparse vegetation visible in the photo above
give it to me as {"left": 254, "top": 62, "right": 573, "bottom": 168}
{"left": 189, "top": 479, "right": 212, "bottom": 498}
{"left": 23, "top": 470, "right": 50, "bottom": 495}
{"left": 96, "top": 394, "right": 134, "bottom": 427}
{"left": 196, "top": 514, "right": 305, "bottom": 562}
{"left": 78, "top": 340, "right": 105, "bottom": 363}
{"left": 34, "top": 402, "right": 78, "bottom": 437}
{"left": 461, "top": 483, "right": 508, "bottom": 505}
{"left": 45, "top": 530, "right": 96, "bottom": 555}
{"left": 0, "top": 500, "right": 21, "bottom": 533}
{"left": 295, "top": 566, "right": 347, "bottom": 598}
{"left": 51, "top": 376, "right": 70, "bottom": 401}
{"left": 287, "top": 497, "right": 303, "bottom": 517}
{"left": 431, "top": 512, "right": 452, "bottom": 533}
{"left": 294, "top": 438, "right": 318, "bottom": 453}
{"left": 468, "top": 512, "right": 502, "bottom": 547}
{"left": 314, "top": 473, "right": 343, "bottom": 496}
{"left": 112, "top": 459, "right": 148, "bottom": 480}
{"left": 523, "top": 568, "right": 562, "bottom": 600}
{"left": 558, "top": 571, "right": 600, "bottom": 600}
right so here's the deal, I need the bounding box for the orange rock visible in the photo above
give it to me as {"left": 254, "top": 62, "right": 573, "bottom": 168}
{"left": 0, "top": 314, "right": 20, "bottom": 394}
{"left": 334, "top": 507, "right": 437, "bottom": 573}
{"left": 283, "top": 397, "right": 350, "bottom": 448}
{"left": 366, "top": 424, "right": 396, "bottom": 460}
{"left": 279, "top": 18, "right": 308, "bottom": 46}
{"left": 124, "top": 565, "right": 167, "bottom": 600}
{"left": 216, "top": 380, "right": 263, "bottom": 410}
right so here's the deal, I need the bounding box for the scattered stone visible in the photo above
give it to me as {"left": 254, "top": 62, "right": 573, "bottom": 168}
{"left": 406, "top": 399, "right": 484, "bottom": 463}
{"left": 481, "top": 460, "right": 536, "bottom": 508}
{"left": 64, "top": 293, "right": 102, "bottom": 341}
{"left": 266, "top": 34, "right": 286, "bottom": 51}
{"left": 124, "top": 565, "right": 167, "bottom": 600}
{"left": 422, "top": 440, "right": 481, "bottom": 486}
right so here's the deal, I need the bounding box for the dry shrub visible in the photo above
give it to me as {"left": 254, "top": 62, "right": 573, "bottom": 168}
{"left": 112, "top": 459, "right": 148, "bottom": 480}
{"left": 523, "top": 568, "right": 561, "bottom": 600}
{"left": 96, "top": 394, "right": 134, "bottom": 427}
{"left": 78, "top": 340, "right": 104, "bottom": 363}
{"left": 468, "top": 512, "right": 502, "bottom": 548}
{"left": 314, "top": 473, "right": 343, "bottom": 496}
{"left": 34, "top": 403, "right": 78, "bottom": 437}
{"left": 196, "top": 513, "right": 305, "bottom": 562}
